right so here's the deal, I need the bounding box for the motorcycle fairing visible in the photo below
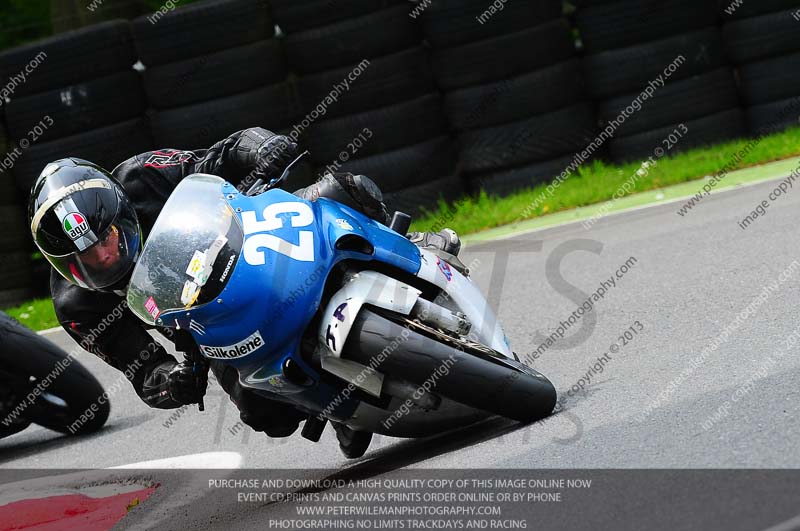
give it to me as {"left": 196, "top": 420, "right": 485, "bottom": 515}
{"left": 133, "top": 176, "right": 422, "bottom": 404}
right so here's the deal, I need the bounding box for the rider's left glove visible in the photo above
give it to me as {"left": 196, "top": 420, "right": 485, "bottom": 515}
{"left": 254, "top": 134, "right": 299, "bottom": 184}
{"left": 167, "top": 360, "right": 208, "bottom": 406}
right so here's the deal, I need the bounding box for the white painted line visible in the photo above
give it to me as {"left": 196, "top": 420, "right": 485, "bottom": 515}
{"left": 38, "top": 326, "right": 64, "bottom": 336}
{"left": 467, "top": 171, "right": 794, "bottom": 245}
{"left": 760, "top": 513, "right": 800, "bottom": 531}
{"left": 110, "top": 451, "right": 243, "bottom": 470}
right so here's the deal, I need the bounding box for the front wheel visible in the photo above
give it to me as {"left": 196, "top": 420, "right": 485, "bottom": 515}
{"left": 0, "top": 312, "right": 110, "bottom": 436}
{"left": 344, "top": 309, "right": 556, "bottom": 423}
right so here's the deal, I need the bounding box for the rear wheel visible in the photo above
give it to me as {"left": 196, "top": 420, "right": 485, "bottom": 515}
{"left": 345, "top": 309, "right": 556, "bottom": 424}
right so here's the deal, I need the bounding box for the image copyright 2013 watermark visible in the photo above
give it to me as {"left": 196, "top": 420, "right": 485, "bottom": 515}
{"left": 236, "top": 60, "right": 371, "bottom": 194}
{"left": 515, "top": 55, "right": 686, "bottom": 224}
{"left": 0, "top": 51, "right": 47, "bottom": 105}
{"left": 736, "top": 160, "right": 800, "bottom": 230}
{"left": 0, "top": 115, "right": 54, "bottom": 174}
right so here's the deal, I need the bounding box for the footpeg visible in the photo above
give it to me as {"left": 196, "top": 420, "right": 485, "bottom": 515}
{"left": 390, "top": 211, "right": 412, "bottom": 234}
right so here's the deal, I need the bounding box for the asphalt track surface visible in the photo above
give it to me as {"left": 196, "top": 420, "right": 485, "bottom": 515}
{"left": 2, "top": 176, "right": 800, "bottom": 530}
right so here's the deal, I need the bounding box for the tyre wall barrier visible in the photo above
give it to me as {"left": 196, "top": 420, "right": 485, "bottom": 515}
{"left": 425, "top": 0, "right": 595, "bottom": 198}
{"left": 0, "top": 115, "right": 32, "bottom": 306}
{"left": 721, "top": 5, "right": 800, "bottom": 135}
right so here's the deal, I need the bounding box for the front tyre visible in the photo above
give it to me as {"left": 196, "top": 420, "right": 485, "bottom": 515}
{"left": 27, "top": 364, "right": 110, "bottom": 435}
{"left": 345, "top": 309, "right": 556, "bottom": 423}
{"left": 0, "top": 313, "right": 110, "bottom": 435}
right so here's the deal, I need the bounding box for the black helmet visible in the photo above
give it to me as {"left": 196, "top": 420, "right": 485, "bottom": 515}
{"left": 28, "top": 158, "right": 142, "bottom": 292}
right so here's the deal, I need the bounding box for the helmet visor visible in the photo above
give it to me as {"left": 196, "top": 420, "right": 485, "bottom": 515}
{"left": 45, "top": 200, "right": 141, "bottom": 290}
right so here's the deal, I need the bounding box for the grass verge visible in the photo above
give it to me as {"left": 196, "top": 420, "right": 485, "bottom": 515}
{"left": 410, "top": 126, "right": 800, "bottom": 234}
{"left": 3, "top": 297, "right": 59, "bottom": 331}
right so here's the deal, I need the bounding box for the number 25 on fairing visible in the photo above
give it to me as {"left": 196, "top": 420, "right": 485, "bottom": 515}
{"left": 240, "top": 202, "right": 315, "bottom": 265}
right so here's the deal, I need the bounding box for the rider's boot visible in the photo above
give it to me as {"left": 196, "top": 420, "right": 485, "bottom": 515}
{"left": 294, "top": 172, "right": 463, "bottom": 259}
{"left": 294, "top": 172, "right": 391, "bottom": 224}
{"left": 212, "top": 362, "right": 304, "bottom": 437}
{"left": 332, "top": 422, "right": 373, "bottom": 459}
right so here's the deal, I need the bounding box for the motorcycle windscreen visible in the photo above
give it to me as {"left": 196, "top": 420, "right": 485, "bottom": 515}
{"left": 127, "top": 174, "right": 243, "bottom": 326}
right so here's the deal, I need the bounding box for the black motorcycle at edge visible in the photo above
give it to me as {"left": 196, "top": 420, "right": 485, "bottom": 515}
{"left": 0, "top": 311, "right": 109, "bottom": 439}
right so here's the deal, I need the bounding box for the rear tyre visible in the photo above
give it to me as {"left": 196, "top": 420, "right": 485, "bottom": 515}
{"left": 346, "top": 309, "right": 557, "bottom": 423}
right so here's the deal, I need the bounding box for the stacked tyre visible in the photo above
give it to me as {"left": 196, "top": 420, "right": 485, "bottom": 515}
{"left": 0, "top": 20, "right": 151, "bottom": 197}
{"left": 424, "top": 1, "right": 596, "bottom": 197}
{"left": 577, "top": 0, "right": 745, "bottom": 163}
{"left": 721, "top": 2, "right": 800, "bottom": 135}
{"left": 284, "top": 3, "right": 457, "bottom": 214}
{"left": 135, "top": 0, "right": 294, "bottom": 183}
{"left": 0, "top": 118, "right": 31, "bottom": 307}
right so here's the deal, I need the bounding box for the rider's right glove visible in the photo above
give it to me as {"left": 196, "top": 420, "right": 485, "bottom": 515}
{"left": 167, "top": 360, "right": 209, "bottom": 406}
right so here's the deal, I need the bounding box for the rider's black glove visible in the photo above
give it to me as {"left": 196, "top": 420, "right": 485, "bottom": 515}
{"left": 252, "top": 133, "right": 299, "bottom": 184}
{"left": 167, "top": 360, "right": 208, "bottom": 406}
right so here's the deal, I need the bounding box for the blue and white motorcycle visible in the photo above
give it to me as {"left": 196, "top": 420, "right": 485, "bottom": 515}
{"left": 127, "top": 161, "right": 556, "bottom": 457}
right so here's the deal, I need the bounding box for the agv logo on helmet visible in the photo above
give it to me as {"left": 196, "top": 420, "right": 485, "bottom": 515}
{"left": 62, "top": 212, "right": 90, "bottom": 241}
